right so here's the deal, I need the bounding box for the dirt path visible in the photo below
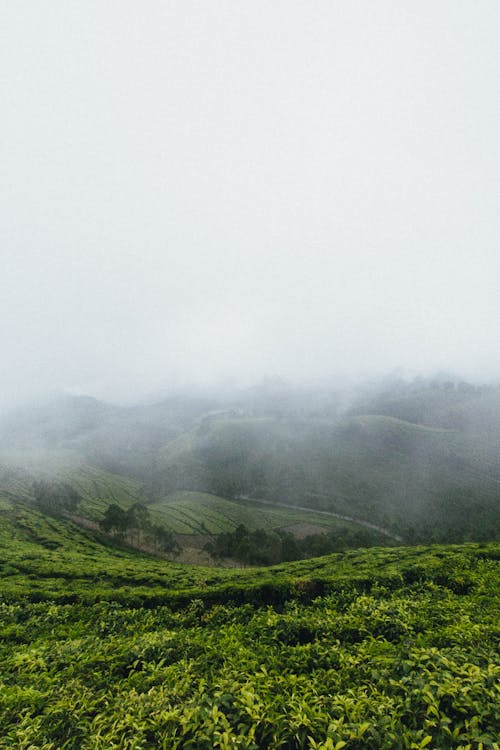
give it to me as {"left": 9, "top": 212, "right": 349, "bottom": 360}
{"left": 237, "top": 496, "right": 404, "bottom": 543}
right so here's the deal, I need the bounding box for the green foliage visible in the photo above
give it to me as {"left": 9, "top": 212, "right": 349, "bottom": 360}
{"left": 148, "top": 491, "right": 364, "bottom": 540}
{"left": 0, "top": 546, "right": 499, "bottom": 748}
{"left": 0, "top": 506, "right": 498, "bottom": 749}
{"left": 1, "top": 385, "right": 499, "bottom": 745}
{"left": 206, "top": 524, "right": 385, "bottom": 565}
{"left": 3, "top": 384, "right": 500, "bottom": 548}
{"left": 100, "top": 502, "right": 179, "bottom": 554}
{"left": 177, "top": 413, "right": 500, "bottom": 544}
{"left": 100, "top": 502, "right": 129, "bottom": 533}
{"left": 32, "top": 480, "right": 80, "bottom": 517}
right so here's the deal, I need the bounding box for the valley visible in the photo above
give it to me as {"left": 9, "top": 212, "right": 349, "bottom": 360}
{"left": 0, "top": 379, "right": 499, "bottom": 748}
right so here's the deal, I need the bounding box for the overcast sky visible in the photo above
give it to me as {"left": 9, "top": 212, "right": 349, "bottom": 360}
{"left": 1, "top": 1, "right": 499, "bottom": 407}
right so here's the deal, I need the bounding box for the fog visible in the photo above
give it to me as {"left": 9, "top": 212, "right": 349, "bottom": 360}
{"left": 2, "top": 2, "right": 500, "bottom": 410}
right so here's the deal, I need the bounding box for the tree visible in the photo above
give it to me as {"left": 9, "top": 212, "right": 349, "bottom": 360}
{"left": 32, "top": 481, "right": 80, "bottom": 517}
{"left": 100, "top": 504, "right": 128, "bottom": 536}
{"left": 100, "top": 502, "right": 179, "bottom": 555}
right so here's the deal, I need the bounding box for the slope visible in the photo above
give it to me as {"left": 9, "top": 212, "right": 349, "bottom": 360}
{"left": 0, "top": 503, "right": 498, "bottom": 748}
{"left": 0, "top": 451, "right": 142, "bottom": 518}
{"left": 173, "top": 413, "right": 500, "bottom": 542}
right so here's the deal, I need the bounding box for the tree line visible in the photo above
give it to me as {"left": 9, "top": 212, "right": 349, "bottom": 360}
{"left": 100, "top": 502, "right": 179, "bottom": 555}
{"left": 205, "top": 523, "right": 386, "bottom": 565}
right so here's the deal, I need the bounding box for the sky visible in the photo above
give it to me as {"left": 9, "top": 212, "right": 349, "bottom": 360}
{"left": 1, "top": 1, "right": 500, "bottom": 407}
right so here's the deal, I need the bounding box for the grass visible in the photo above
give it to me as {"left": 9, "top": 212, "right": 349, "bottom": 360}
{"left": 0, "top": 508, "right": 498, "bottom": 749}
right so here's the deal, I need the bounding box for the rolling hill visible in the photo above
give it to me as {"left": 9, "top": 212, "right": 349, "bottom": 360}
{"left": 0, "top": 382, "right": 499, "bottom": 746}
{"left": 0, "top": 378, "right": 499, "bottom": 557}
{"left": 163, "top": 410, "right": 500, "bottom": 543}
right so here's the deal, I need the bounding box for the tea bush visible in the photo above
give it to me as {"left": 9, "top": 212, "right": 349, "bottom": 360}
{"left": 0, "top": 542, "right": 498, "bottom": 748}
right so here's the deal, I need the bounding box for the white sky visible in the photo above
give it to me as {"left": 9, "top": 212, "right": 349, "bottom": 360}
{"left": 1, "top": 1, "right": 499, "bottom": 406}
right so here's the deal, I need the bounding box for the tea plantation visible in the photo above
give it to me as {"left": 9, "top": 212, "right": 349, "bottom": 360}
{"left": 0, "top": 499, "right": 498, "bottom": 750}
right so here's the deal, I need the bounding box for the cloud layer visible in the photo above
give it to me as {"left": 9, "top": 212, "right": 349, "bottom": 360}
{"left": 2, "top": 2, "right": 500, "bottom": 406}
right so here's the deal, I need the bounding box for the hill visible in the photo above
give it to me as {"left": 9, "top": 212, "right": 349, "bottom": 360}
{"left": 0, "top": 502, "right": 498, "bottom": 748}
{"left": 1, "top": 379, "right": 499, "bottom": 556}
{"left": 167, "top": 412, "right": 500, "bottom": 543}
{"left": 0, "top": 452, "right": 142, "bottom": 518}
{"left": 349, "top": 379, "right": 500, "bottom": 432}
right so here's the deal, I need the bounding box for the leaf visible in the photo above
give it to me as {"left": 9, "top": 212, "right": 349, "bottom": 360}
{"left": 357, "top": 722, "right": 371, "bottom": 737}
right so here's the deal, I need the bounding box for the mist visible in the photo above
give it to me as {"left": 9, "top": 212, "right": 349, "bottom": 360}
{"left": 2, "top": 2, "right": 500, "bottom": 410}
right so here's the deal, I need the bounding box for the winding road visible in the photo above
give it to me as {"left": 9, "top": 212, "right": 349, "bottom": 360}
{"left": 237, "top": 496, "right": 404, "bottom": 543}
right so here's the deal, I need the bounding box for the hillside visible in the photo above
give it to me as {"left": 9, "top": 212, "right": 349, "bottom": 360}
{"left": 0, "top": 503, "right": 498, "bottom": 748}
{"left": 0, "top": 396, "right": 498, "bottom": 748}
{"left": 1, "top": 379, "right": 500, "bottom": 557}
{"left": 0, "top": 453, "right": 142, "bottom": 518}
{"left": 170, "top": 412, "right": 500, "bottom": 543}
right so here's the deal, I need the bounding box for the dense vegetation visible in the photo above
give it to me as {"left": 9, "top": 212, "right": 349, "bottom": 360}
{"left": 191, "top": 413, "right": 500, "bottom": 544}
{"left": 0, "top": 529, "right": 498, "bottom": 748}
{"left": 205, "top": 523, "right": 387, "bottom": 565}
{"left": 100, "top": 502, "right": 179, "bottom": 555}
{"left": 32, "top": 480, "right": 81, "bottom": 518}
{"left": 0, "top": 378, "right": 499, "bottom": 746}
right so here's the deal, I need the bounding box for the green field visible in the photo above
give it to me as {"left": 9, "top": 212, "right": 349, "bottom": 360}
{"left": 185, "top": 412, "right": 500, "bottom": 542}
{"left": 0, "top": 502, "right": 498, "bottom": 749}
{"left": 149, "top": 492, "right": 363, "bottom": 537}
{"left": 0, "top": 454, "right": 142, "bottom": 519}
{"left": 0, "top": 452, "right": 390, "bottom": 564}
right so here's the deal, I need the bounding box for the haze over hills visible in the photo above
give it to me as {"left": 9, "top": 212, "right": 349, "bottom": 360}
{"left": 1, "top": 376, "right": 499, "bottom": 564}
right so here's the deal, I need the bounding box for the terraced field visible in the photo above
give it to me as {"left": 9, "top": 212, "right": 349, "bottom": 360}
{"left": 0, "top": 452, "right": 388, "bottom": 565}
{"left": 149, "top": 492, "right": 361, "bottom": 536}
{"left": 0, "top": 454, "right": 142, "bottom": 518}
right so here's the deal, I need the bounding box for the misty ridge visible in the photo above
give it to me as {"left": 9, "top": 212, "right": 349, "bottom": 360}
{"left": 0, "top": 373, "right": 499, "bottom": 566}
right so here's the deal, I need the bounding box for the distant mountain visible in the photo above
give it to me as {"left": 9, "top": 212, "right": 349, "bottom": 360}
{"left": 0, "top": 379, "right": 499, "bottom": 551}
{"left": 164, "top": 411, "right": 500, "bottom": 543}
{"left": 349, "top": 379, "right": 500, "bottom": 432}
